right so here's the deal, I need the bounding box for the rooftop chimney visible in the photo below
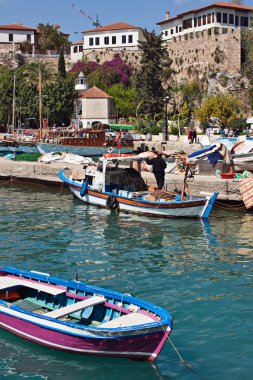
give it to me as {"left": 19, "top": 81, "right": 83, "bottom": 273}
{"left": 165, "top": 11, "right": 170, "bottom": 20}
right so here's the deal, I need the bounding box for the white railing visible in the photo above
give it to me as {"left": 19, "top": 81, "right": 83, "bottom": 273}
{"left": 22, "top": 53, "right": 71, "bottom": 59}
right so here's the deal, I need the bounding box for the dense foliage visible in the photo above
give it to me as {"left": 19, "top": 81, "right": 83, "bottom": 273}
{"left": 133, "top": 29, "right": 172, "bottom": 118}
{"left": 69, "top": 54, "right": 133, "bottom": 89}
{"left": 0, "top": 63, "right": 76, "bottom": 128}
{"left": 37, "top": 23, "right": 70, "bottom": 52}
{"left": 194, "top": 94, "right": 242, "bottom": 126}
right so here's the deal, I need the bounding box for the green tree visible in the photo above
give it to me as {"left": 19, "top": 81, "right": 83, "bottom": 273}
{"left": 106, "top": 83, "right": 137, "bottom": 118}
{"left": 241, "top": 29, "right": 253, "bottom": 80}
{"left": 87, "top": 66, "right": 119, "bottom": 89}
{"left": 0, "top": 67, "right": 14, "bottom": 126}
{"left": 133, "top": 29, "right": 172, "bottom": 118}
{"left": 194, "top": 95, "right": 242, "bottom": 126}
{"left": 24, "top": 61, "right": 56, "bottom": 131}
{"left": 44, "top": 76, "right": 76, "bottom": 125}
{"left": 58, "top": 50, "right": 66, "bottom": 78}
{"left": 37, "top": 23, "right": 70, "bottom": 52}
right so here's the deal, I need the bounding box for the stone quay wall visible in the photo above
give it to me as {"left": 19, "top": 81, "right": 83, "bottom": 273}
{"left": 0, "top": 158, "right": 243, "bottom": 202}
{"left": 166, "top": 27, "right": 241, "bottom": 82}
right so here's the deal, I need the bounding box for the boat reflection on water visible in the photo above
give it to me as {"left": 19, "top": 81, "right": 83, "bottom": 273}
{"left": 0, "top": 330, "right": 170, "bottom": 380}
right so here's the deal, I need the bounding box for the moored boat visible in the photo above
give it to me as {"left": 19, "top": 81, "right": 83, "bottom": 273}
{"left": 0, "top": 267, "right": 173, "bottom": 361}
{"left": 58, "top": 156, "right": 218, "bottom": 219}
{"left": 37, "top": 128, "right": 133, "bottom": 156}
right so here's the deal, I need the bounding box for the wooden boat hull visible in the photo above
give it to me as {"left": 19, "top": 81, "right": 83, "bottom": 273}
{"left": 0, "top": 310, "right": 169, "bottom": 360}
{"left": 59, "top": 170, "right": 218, "bottom": 219}
{"left": 37, "top": 143, "right": 133, "bottom": 157}
{"left": 0, "top": 145, "right": 38, "bottom": 154}
{"left": 0, "top": 267, "right": 172, "bottom": 361}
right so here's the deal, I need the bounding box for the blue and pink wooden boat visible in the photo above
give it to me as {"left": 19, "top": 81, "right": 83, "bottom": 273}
{"left": 0, "top": 267, "right": 173, "bottom": 361}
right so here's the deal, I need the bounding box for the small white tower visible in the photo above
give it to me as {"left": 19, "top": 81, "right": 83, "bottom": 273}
{"left": 75, "top": 71, "right": 88, "bottom": 92}
{"left": 74, "top": 72, "right": 89, "bottom": 125}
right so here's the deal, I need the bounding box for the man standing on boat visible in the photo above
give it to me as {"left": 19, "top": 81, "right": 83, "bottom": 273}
{"left": 146, "top": 152, "right": 167, "bottom": 190}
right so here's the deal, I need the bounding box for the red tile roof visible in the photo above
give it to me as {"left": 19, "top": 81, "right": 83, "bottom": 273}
{"left": 71, "top": 40, "right": 83, "bottom": 46}
{"left": 83, "top": 22, "right": 140, "bottom": 34}
{"left": 0, "top": 23, "right": 36, "bottom": 31}
{"left": 157, "top": 2, "right": 253, "bottom": 25}
{"left": 80, "top": 86, "right": 113, "bottom": 99}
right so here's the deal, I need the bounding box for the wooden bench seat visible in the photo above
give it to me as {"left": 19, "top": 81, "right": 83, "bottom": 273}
{"left": 45, "top": 296, "right": 105, "bottom": 319}
{"left": 100, "top": 312, "right": 155, "bottom": 328}
{"left": 0, "top": 276, "right": 66, "bottom": 296}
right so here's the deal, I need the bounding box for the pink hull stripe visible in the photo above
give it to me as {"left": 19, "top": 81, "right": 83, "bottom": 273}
{"left": 0, "top": 312, "right": 171, "bottom": 361}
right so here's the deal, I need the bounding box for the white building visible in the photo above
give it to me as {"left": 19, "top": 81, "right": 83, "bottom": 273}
{"left": 0, "top": 23, "right": 36, "bottom": 52}
{"left": 71, "top": 21, "right": 146, "bottom": 62}
{"left": 157, "top": 2, "right": 253, "bottom": 41}
{"left": 78, "top": 86, "right": 117, "bottom": 128}
{"left": 70, "top": 41, "right": 84, "bottom": 61}
{"left": 83, "top": 22, "right": 145, "bottom": 51}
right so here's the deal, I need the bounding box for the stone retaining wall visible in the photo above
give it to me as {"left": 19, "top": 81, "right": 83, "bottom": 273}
{"left": 0, "top": 158, "right": 242, "bottom": 202}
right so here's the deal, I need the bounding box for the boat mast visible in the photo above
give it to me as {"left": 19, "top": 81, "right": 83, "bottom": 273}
{"left": 38, "top": 72, "right": 42, "bottom": 139}
{"left": 12, "top": 72, "right": 16, "bottom": 135}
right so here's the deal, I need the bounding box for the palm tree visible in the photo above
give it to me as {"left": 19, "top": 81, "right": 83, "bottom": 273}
{"left": 24, "top": 61, "right": 56, "bottom": 137}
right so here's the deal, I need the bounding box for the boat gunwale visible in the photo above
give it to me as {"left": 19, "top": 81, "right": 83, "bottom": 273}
{"left": 59, "top": 169, "right": 207, "bottom": 209}
{"left": 0, "top": 267, "right": 172, "bottom": 334}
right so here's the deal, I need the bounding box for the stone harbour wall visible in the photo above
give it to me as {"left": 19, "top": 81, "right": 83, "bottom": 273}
{"left": 0, "top": 158, "right": 243, "bottom": 202}
{"left": 166, "top": 27, "right": 241, "bottom": 82}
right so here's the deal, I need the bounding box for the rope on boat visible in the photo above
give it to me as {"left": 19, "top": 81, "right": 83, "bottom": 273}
{"left": 0, "top": 176, "right": 18, "bottom": 186}
{"left": 214, "top": 200, "right": 246, "bottom": 210}
{"left": 168, "top": 337, "right": 209, "bottom": 380}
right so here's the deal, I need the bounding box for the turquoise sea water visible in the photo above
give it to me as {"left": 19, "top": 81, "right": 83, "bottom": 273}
{"left": 0, "top": 182, "right": 252, "bottom": 380}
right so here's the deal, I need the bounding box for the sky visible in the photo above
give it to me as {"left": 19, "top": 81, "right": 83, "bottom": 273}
{"left": 1, "top": 0, "right": 253, "bottom": 41}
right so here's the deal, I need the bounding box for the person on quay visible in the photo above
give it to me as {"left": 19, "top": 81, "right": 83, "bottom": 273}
{"left": 146, "top": 152, "right": 167, "bottom": 190}
{"left": 192, "top": 128, "right": 197, "bottom": 143}
{"left": 188, "top": 128, "right": 193, "bottom": 144}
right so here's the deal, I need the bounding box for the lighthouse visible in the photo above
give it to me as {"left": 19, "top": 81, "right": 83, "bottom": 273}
{"left": 74, "top": 72, "right": 88, "bottom": 128}
{"left": 75, "top": 71, "right": 88, "bottom": 92}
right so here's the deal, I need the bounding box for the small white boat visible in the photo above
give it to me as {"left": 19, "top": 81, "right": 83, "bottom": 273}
{"left": 58, "top": 156, "right": 218, "bottom": 219}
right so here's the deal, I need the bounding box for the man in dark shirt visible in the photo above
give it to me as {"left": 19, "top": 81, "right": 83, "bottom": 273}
{"left": 147, "top": 152, "right": 167, "bottom": 190}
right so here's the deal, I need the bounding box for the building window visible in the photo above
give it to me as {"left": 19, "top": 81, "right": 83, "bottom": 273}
{"left": 183, "top": 18, "right": 192, "bottom": 29}
{"left": 9, "top": 34, "right": 13, "bottom": 42}
{"left": 176, "top": 26, "right": 178, "bottom": 33}
{"left": 194, "top": 17, "right": 197, "bottom": 27}
{"left": 217, "top": 12, "right": 221, "bottom": 23}
{"left": 212, "top": 12, "right": 215, "bottom": 23}
{"left": 128, "top": 35, "right": 133, "bottom": 43}
{"left": 203, "top": 15, "right": 206, "bottom": 25}
{"left": 241, "top": 16, "right": 248, "bottom": 27}
{"left": 79, "top": 46, "right": 83, "bottom": 52}
{"left": 223, "top": 13, "right": 228, "bottom": 24}
{"left": 89, "top": 37, "right": 93, "bottom": 46}
{"left": 198, "top": 16, "right": 201, "bottom": 26}
{"left": 179, "top": 26, "right": 182, "bottom": 32}
{"left": 95, "top": 37, "right": 100, "bottom": 45}
{"left": 104, "top": 36, "right": 109, "bottom": 45}
{"left": 27, "top": 34, "right": 31, "bottom": 42}
{"left": 170, "top": 29, "right": 174, "bottom": 35}
{"left": 235, "top": 15, "right": 239, "bottom": 26}
{"left": 207, "top": 13, "right": 211, "bottom": 24}
{"left": 73, "top": 46, "right": 78, "bottom": 53}
{"left": 112, "top": 36, "right": 116, "bottom": 44}
{"left": 122, "top": 35, "right": 126, "bottom": 43}
{"left": 229, "top": 14, "right": 234, "bottom": 25}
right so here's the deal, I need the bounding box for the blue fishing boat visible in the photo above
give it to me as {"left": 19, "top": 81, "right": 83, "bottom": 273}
{"left": 0, "top": 267, "right": 173, "bottom": 361}
{"left": 58, "top": 156, "right": 218, "bottom": 219}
